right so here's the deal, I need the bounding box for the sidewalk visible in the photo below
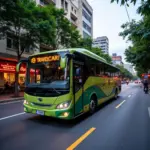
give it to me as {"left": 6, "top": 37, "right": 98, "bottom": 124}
{"left": 0, "top": 92, "right": 24, "bottom": 103}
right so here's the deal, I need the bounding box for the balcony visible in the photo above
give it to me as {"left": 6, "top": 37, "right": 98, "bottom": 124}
{"left": 39, "top": 0, "right": 55, "bottom": 6}
{"left": 70, "top": 19, "right": 78, "bottom": 27}
{"left": 71, "top": 11, "right": 78, "bottom": 20}
{"left": 47, "top": 0, "right": 56, "bottom": 4}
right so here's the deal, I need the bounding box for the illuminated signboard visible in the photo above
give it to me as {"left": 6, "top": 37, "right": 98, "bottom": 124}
{"left": 31, "top": 55, "right": 60, "bottom": 64}
{"left": 0, "top": 63, "right": 16, "bottom": 72}
{"left": 0, "top": 62, "right": 38, "bottom": 74}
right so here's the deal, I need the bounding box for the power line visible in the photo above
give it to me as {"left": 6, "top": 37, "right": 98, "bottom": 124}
{"left": 124, "top": 3, "right": 131, "bottom": 22}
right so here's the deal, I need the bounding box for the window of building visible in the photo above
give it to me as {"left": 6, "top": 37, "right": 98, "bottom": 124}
{"left": 83, "top": 31, "right": 90, "bottom": 38}
{"left": 13, "top": 39, "right": 18, "bottom": 49}
{"left": 40, "top": 0, "right": 49, "bottom": 5}
{"left": 82, "top": 9, "right": 91, "bottom": 23}
{"left": 82, "top": 3, "right": 92, "bottom": 16}
{"left": 7, "top": 38, "right": 12, "bottom": 48}
{"left": 4, "top": 73, "right": 15, "bottom": 83}
{"left": 65, "top": 1, "right": 68, "bottom": 11}
{"left": 72, "top": 6, "right": 73, "bottom": 11}
{"left": 61, "top": 0, "right": 64, "bottom": 7}
{"left": 74, "top": 9, "right": 76, "bottom": 14}
{"left": 83, "top": 21, "right": 91, "bottom": 33}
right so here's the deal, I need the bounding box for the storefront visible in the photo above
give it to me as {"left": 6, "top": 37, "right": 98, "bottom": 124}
{"left": 0, "top": 59, "right": 26, "bottom": 88}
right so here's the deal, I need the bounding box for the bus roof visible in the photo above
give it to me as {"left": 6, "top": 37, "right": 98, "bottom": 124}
{"left": 31, "top": 48, "right": 119, "bottom": 71}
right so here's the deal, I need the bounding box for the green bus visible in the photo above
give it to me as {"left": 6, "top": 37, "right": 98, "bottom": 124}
{"left": 17, "top": 48, "right": 121, "bottom": 119}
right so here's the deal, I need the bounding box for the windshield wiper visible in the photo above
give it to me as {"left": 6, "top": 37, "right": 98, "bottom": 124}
{"left": 50, "top": 88, "right": 61, "bottom": 94}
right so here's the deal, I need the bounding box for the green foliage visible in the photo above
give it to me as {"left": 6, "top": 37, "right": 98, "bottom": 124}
{"left": 110, "top": 0, "right": 144, "bottom": 6}
{"left": 77, "top": 38, "right": 112, "bottom": 64}
{"left": 78, "top": 38, "right": 92, "bottom": 50}
{"left": 116, "top": 64, "right": 134, "bottom": 79}
{"left": 51, "top": 8, "right": 81, "bottom": 49}
{"left": 90, "top": 47, "right": 112, "bottom": 64}
{"left": 0, "top": 0, "right": 82, "bottom": 55}
{"left": 119, "top": 18, "right": 150, "bottom": 76}
{"left": 111, "top": 0, "right": 150, "bottom": 77}
{"left": 0, "top": 0, "right": 82, "bottom": 96}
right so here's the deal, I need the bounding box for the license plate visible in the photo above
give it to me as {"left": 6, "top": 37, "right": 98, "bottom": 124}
{"left": 36, "top": 110, "right": 44, "bottom": 115}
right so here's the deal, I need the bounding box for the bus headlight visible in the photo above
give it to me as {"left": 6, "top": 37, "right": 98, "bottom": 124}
{"left": 24, "top": 100, "right": 29, "bottom": 105}
{"left": 56, "top": 101, "right": 71, "bottom": 109}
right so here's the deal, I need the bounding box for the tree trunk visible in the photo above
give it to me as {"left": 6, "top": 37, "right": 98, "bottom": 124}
{"left": 14, "top": 35, "right": 21, "bottom": 97}
{"left": 14, "top": 72, "right": 19, "bottom": 97}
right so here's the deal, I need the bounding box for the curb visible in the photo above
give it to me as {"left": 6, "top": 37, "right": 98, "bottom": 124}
{"left": 0, "top": 97, "right": 24, "bottom": 103}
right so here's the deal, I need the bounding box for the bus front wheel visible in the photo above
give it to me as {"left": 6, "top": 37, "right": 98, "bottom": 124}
{"left": 89, "top": 96, "right": 97, "bottom": 114}
{"left": 114, "top": 89, "right": 118, "bottom": 99}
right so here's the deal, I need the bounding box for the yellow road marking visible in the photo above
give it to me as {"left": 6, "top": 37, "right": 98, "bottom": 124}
{"left": 66, "top": 127, "right": 96, "bottom": 150}
{"left": 116, "top": 100, "right": 126, "bottom": 109}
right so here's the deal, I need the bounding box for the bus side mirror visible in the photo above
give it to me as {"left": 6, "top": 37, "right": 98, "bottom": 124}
{"left": 60, "top": 57, "right": 66, "bottom": 69}
{"left": 16, "top": 59, "right": 28, "bottom": 72}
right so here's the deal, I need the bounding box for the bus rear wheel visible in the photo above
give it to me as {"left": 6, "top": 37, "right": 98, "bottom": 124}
{"left": 89, "top": 96, "right": 97, "bottom": 114}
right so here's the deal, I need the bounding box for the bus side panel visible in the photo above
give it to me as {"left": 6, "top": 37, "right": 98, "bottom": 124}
{"left": 74, "top": 77, "right": 117, "bottom": 114}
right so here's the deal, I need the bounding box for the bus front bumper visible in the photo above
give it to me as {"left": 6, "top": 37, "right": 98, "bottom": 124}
{"left": 24, "top": 104, "right": 73, "bottom": 120}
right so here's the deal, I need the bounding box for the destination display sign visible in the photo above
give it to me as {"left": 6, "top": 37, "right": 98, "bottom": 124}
{"left": 30, "top": 55, "right": 60, "bottom": 64}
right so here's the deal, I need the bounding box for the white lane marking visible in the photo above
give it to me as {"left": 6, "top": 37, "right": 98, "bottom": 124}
{"left": 116, "top": 100, "right": 126, "bottom": 109}
{"left": 0, "top": 100, "right": 24, "bottom": 105}
{"left": 148, "top": 107, "right": 150, "bottom": 118}
{"left": 0, "top": 112, "right": 25, "bottom": 121}
{"left": 128, "top": 95, "right": 131, "bottom": 98}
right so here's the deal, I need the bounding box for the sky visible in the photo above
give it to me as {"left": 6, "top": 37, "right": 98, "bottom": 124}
{"left": 87, "top": 0, "right": 141, "bottom": 63}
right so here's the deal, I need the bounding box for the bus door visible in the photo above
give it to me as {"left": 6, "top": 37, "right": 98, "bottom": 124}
{"left": 73, "top": 61, "right": 84, "bottom": 116}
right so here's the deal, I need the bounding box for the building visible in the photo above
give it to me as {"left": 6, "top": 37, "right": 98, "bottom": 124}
{"left": 36, "top": 0, "right": 93, "bottom": 38}
{"left": 0, "top": 0, "right": 93, "bottom": 88}
{"left": 112, "top": 53, "right": 123, "bottom": 66}
{"left": 0, "top": 35, "right": 39, "bottom": 88}
{"left": 78, "top": 0, "right": 93, "bottom": 38}
{"left": 124, "top": 64, "right": 135, "bottom": 74}
{"left": 92, "top": 36, "right": 109, "bottom": 54}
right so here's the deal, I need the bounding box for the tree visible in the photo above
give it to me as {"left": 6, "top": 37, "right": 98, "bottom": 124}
{"left": 78, "top": 38, "right": 92, "bottom": 50}
{"left": 78, "top": 38, "right": 113, "bottom": 64}
{"left": 0, "top": 0, "right": 83, "bottom": 96}
{"left": 116, "top": 64, "right": 134, "bottom": 79}
{"left": 120, "top": 19, "right": 150, "bottom": 74}
{"left": 48, "top": 7, "right": 81, "bottom": 49}
{"left": 110, "top": 0, "right": 143, "bottom": 6}
{"left": 101, "top": 53, "right": 112, "bottom": 64}
{"left": 0, "top": 0, "right": 56, "bottom": 96}
{"left": 111, "top": 0, "right": 150, "bottom": 76}
{"left": 89, "top": 47, "right": 112, "bottom": 64}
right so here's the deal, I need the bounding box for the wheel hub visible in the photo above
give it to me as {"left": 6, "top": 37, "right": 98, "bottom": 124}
{"left": 90, "top": 100, "right": 95, "bottom": 110}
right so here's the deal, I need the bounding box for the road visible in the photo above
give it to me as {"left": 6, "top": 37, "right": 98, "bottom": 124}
{"left": 0, "top": 83, "right": 150, "bottom": 150}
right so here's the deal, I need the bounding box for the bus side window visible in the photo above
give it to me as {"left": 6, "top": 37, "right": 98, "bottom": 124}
{"left": 90, "top": 66, "right": 96, "bottom": 76}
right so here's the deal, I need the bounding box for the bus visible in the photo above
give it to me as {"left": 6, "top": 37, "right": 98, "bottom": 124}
{"left": 16, "top": 48, "right": 121, "bottom": 119}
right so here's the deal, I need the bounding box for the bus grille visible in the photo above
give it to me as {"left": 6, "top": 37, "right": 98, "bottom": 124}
{"left": 31, "top": 102, "right": 52, "bottom": 107}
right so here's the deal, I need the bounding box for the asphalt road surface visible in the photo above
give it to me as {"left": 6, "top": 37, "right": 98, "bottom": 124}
{"left": 0, "top": 83, "right": 150, "bottom": 150}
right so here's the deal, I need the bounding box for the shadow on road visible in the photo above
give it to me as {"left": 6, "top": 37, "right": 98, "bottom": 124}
{"left": 25, "top": 97, "right": 120, "bottom": 128}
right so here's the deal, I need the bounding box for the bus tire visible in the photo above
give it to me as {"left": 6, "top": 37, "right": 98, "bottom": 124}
{"left": 114, "top": 89, "right": 118, "bottom": 100}
{"left": 89, "top": 95, "right": 97, "bottom": 114}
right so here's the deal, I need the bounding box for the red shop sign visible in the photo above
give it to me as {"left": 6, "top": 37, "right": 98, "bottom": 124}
{"left": 0, "top": 62, "right": 16, "bottom": 73}
{"left": 0, "top": 62, "right": 39, "bottom": 74}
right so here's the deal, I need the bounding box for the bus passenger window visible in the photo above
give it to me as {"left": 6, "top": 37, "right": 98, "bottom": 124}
{"left": 90, "top": 67, "right": 96, "bottom": 76}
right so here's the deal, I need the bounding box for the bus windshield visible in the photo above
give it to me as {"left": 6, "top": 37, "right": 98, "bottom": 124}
{"left": 26, "top": 54, "right": 70, "bottom": 90}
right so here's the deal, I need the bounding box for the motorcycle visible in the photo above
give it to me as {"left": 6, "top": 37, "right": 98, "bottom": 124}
{"left": 144, "top": 86, "right": 148, "bottom": 94}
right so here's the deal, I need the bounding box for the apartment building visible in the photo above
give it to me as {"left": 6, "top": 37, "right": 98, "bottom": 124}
{"left": 0, "top": 0, "right": 93, "bottom": 87}
{"left": 78, "top": 0, "right": 93, "bottom": 38}
{"left": 112, "top": 53, "right": 124, "bottom": 66}
{"left": 36, "top": 0, "right": 93, "bottom": 38}
{"left": 92, "top": 36, "right": 109, "bottom": 54}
